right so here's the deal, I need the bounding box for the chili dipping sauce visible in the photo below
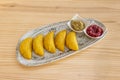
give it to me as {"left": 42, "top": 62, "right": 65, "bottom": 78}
{"left": 86, "top": 25, "right": 103, "bottom": 37}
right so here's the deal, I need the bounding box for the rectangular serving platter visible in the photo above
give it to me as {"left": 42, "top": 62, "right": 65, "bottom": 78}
{"left": 16, "top": 19, "right": 107, "bottom": 66}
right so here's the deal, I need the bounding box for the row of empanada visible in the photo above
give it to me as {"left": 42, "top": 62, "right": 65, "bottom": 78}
{"left": 19, "top": 30, "right": 79, "bottom": 59}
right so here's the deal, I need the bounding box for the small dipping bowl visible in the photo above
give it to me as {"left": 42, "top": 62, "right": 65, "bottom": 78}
{"left": 84, "top": 22, "right": 105, "bottom": 39}
{"left": 67, "top": 14, "right": 89, "bottom": 33}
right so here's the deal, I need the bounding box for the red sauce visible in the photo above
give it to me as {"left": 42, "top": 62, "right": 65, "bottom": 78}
{"left": 86, "top": 25, "right": 103, "bottom": 37}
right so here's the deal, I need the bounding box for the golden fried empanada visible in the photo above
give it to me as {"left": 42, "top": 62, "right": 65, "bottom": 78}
{"left": 66, "top": 31, "right": 78, "bottom": 50}
{"left": 55, "top": 30, "right": 66, "bottom": 52}
{"left": 44, "top": 31, "right": 56, "bottom": 53}
{"left": 19, "top": 37, "right": 32, "bottom": 59}
{"left": 33, "top": 34, "right": 44, "bottom": 56}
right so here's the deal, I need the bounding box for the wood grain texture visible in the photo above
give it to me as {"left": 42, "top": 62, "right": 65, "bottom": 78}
{"left": 0, "top": 0, "right": 120, "bottom": 80}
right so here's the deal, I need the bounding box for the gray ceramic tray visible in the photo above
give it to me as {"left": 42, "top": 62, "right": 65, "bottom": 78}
{"left": 16, "top": 19, "right": 107, "bottom": 66}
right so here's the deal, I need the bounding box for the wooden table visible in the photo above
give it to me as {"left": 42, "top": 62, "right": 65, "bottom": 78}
{"left": 0, "top": 0, "right": 120, "bottom": 80}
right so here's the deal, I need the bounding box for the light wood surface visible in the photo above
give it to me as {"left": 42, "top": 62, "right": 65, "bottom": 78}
{"left": 0, "top": 0, "right": 120, "bottom": 80}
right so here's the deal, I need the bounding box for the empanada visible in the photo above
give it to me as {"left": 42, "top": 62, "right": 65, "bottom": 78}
{"left": 66, "top": 31, "right": 78, "bottom": 50}
{"left": 55, "top": 30, "right": 66, "bottom": 52}
{"left": 19, "top": 37, "right": 32, "bottom": 59}
{"left": 44, "top": 31, "right": 56, "bottom": 53}
{"left": 33, "top": 34, "right": 44, "bottom": 56}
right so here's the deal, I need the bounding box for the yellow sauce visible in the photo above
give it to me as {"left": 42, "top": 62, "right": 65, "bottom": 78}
{"left": 71, "top": 20, "right": 85, "bottom": 31}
